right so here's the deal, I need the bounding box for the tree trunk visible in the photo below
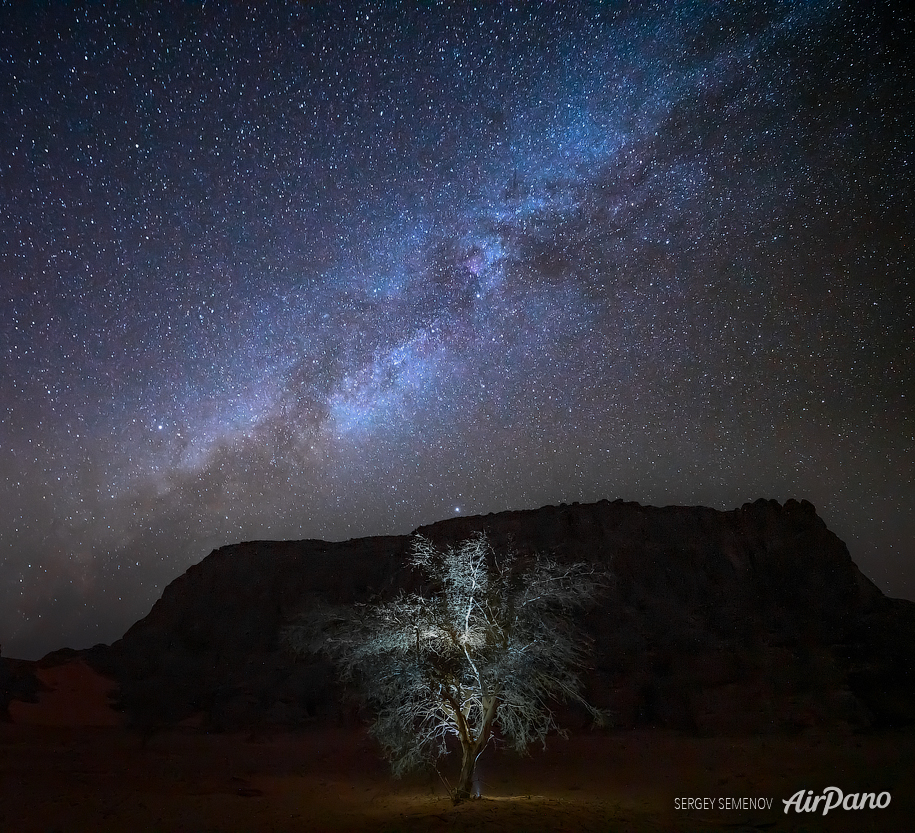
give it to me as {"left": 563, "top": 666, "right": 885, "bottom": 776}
{"left": 454, "top": 742, "right": 477, "bottom": 802}
{"left": 453, "top": 696, "right": 498, "bottom": 802}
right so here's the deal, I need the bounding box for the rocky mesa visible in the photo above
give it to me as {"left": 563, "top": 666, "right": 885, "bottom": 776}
{"left": 10, "top": 498, "right": 915, "bottom": 735}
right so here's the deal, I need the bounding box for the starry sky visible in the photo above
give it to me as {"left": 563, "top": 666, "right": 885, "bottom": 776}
{"left": 1, "top": 1, "right": 912, "bottom": 659}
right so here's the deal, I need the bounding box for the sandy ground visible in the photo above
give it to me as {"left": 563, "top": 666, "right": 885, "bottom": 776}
{"left": 1, "top": 661, "right": 912, "bottom": 831}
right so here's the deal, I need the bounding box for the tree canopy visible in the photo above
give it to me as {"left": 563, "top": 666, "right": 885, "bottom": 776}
{"left": 286, "top": 532, "right": 609, "bottom": 800}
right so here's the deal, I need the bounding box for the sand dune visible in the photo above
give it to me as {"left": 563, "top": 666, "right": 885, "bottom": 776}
{"left": 7, "top": 659, "right": 122, "bottom": 728}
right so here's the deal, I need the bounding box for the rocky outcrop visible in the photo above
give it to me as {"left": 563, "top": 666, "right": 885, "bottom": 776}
{"left": 0, "top": 657, "right": 42, "bottom": 721}
{"left": 80, "top": 498, "right": 914, "bottom": 733}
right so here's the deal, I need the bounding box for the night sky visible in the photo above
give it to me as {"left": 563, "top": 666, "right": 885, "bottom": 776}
{"left": 2, "top": 1, "right": 911, "bottom": 659}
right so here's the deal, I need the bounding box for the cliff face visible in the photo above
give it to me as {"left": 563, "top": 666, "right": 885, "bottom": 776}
{"left": 86, "top": 498, "right": 915, "bottom": 733}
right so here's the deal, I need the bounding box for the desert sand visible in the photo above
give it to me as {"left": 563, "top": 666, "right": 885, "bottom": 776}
{"left": 1, "top": 660, "right": 912, "bottom": 832}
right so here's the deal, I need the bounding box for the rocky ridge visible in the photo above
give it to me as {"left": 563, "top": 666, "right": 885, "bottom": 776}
{"left": 10, "top": 498, "right": 915, "bottom": 734}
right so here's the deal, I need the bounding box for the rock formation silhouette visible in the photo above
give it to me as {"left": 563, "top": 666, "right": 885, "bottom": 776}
{"left": 27, "top": 499, "right": 915, "bottom": 733}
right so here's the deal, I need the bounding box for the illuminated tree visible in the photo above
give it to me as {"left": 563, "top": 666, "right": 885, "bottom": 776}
{"left": 286, "top": 532, "right": 608, "bottom": 802}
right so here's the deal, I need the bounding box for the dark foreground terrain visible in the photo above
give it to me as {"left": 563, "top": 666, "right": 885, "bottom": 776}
{"left": 1, "top": 721, "right": 912, "bottom": 832}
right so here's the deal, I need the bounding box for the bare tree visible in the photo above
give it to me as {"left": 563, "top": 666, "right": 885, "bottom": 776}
{"left": 286, "top": 532, "right": 609, "bottom": 802}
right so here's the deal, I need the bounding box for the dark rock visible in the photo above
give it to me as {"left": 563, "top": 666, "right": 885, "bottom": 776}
{"left": 0, "top": 657, "right": 43, "bottom": 720}
{"left": 77, "top": 499, "right": 914, "bottom": 733}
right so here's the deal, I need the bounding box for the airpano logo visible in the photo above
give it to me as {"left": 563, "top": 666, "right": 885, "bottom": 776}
{"left": 783, "top": 787, "right": 891, "bottom": 814}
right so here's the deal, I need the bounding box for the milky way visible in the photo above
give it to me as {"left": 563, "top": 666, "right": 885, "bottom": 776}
{"left": 1, "top": 1, "right": 912, "bottom": 658}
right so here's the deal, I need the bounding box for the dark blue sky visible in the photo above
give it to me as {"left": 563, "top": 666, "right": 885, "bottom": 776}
{"left": 1, "top": 1, "right": 911, "bottom": 659}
